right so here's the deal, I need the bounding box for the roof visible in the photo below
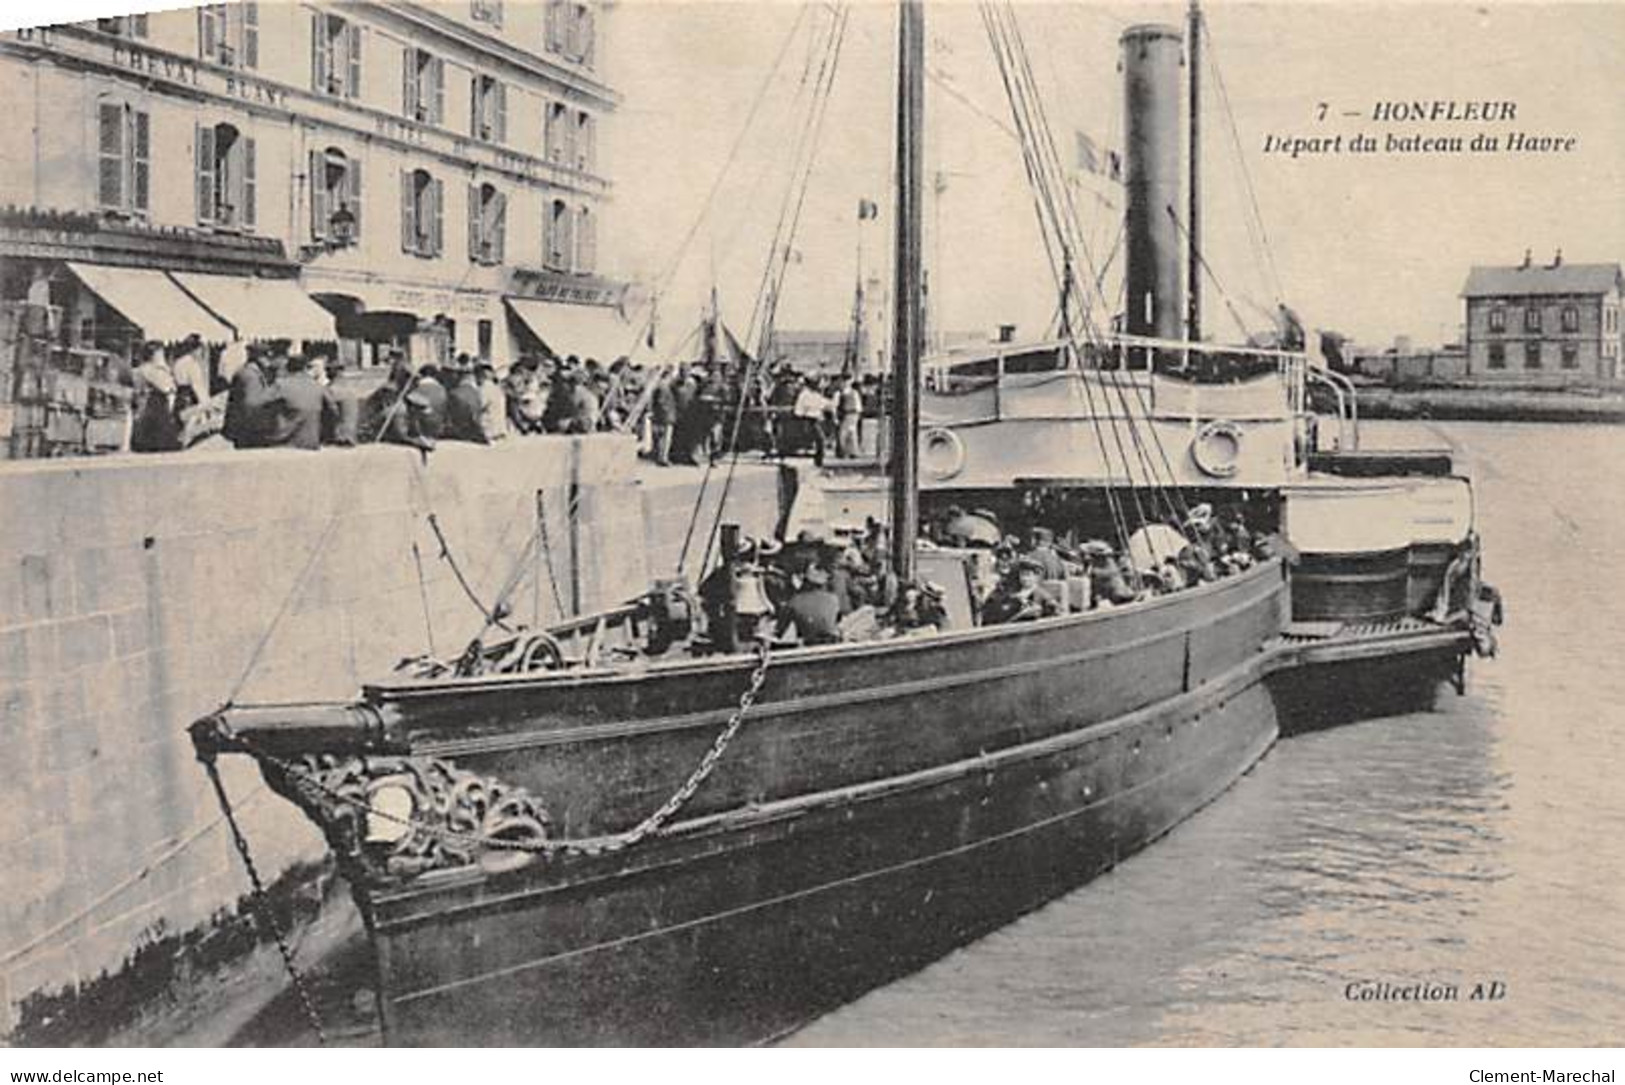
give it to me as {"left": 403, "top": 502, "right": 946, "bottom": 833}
{"left": 1461, "top": 262, "right": 1624, "bottom": 299}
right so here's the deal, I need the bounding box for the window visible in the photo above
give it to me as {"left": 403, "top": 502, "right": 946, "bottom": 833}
{"left": 545, "top": 101, "right": 574, "bottom": 166}
{"left": 97, "top": 101, "right": 150, "bottom": 218}
{"left": 1524, "top": 341, "right": 1541, "bottom": 370}
{"left": 1561, "top": 343, "right": 1579, "bottom": 370}
{"left": 196, "top": 122, "right": 256, "bottom": 231}
{"left": 96, "top": 15, "right": 148, "bottom": 38}
{"left": 1487, "top": 305, "right": 1505, "bottom": 333}
{"left": 1487, "top": 343, "right": 1505, "bottom": 370}
{"left": 467, "top": 182, "right": 507, "bottom": 265}
{"left": 310, "top": 148, "right": 362, "bottom": 246}
{"left": 471, "top": 75, "right": 507, "bottom": 144}
{"left": 575, "top": 205, "right": 595, "bottom": 273}
{"left": 546, "top": 1, "right": 595, "bottom": 66}
{"left": 1524, "top": 304, "right": 1542, "bottom": 333}
{"left": 471, "top": 0, "right": 504, "bottom": 27}
{"left": 576, "top": 111, "right": 596, "bottom": 172}
{"left": 400, "top": 169, "right": 444, "bottom": 257}
{"left": 545, "top": 198, "right": 574, "bottom": 271}
{"left": 199, "top": 3, "right": 258, "bottom": 69}
{"left": 1561, "top": 304, "right": 1579, "bottom": 332}
{"left": 312, "top": 13, "right": 362, "bottom": 99}
{"left": 402, "top": 48, "right": 445, "bottom": 124}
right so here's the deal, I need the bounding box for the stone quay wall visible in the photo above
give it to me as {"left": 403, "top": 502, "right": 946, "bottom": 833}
{"left": 0, "top": 436, "right": 786, "bottom": 1036}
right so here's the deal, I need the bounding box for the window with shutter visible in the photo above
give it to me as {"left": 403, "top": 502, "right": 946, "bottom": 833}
{"left": 558, "top": 204, "right": 575, "bottom": 273}
{"left": 242, "top": 3, "right": 258, "bottom": 69}
{"left": 198, "top": 6, "right": 219, "bottom": 62}
{"left": 242, "top": 137, "right": 257, "bottom": 230}
{"left": 577, "top": 206, "right": 594, "bottom": 273}
{"left": 311, "top": 149, "right": 329, "bottom": 240}
{"left": 545, "top": 1, "right": 559, "bottom": 52}
{"left": 544, "top": 101, "right": 557, "bottom": 161}
{"left": 426, "top": 177, "right": 445, "bottom": 257}
{"left": 468, "top": 182, "right": 482, "bottom": 262}
{"left": 491, "top": 191, "right": 506, "bottom": 264}
{"left": 195, "top": 123, "right": 216, "bottom": 225}
{"left": 577, "top": 112, "right": 593, "bottom": 171}
{"left": 470, "top": 78, "right": 481, "bottom": 139}
{"left": 579, "top": 6, "right": 595, "bottom": 67}
{"left": 346, "top": 23, "right": 362, "bottom": 98}
{"left": 403, "top": 47, "right": 419, "bottom": 118}
{"left": 431, "top": 57, "right": 445, "bottom": 124}
{"left": 97, "top": 102, "right": 124, "bottom": 210}
{"left": 401, "top": 169, "right": 415, "bottom": 254}
{"left": 311, "top": 14, "right": 329, "bottom": 93}
{"left": 346, "top": 158, "right": 363, "bottom": 241}
{"left": 494, "top": 82, "right": 507, "bottom": 144}
{"left": 131, "top": 110, "right": 149, "bottom": 214}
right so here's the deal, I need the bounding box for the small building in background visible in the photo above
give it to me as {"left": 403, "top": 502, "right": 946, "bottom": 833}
{"left": 1461, "top": 253, "right": 1624, "bottom": 382}
{"left": 1350, "top": 339, "right": 1467, "bottom": 385}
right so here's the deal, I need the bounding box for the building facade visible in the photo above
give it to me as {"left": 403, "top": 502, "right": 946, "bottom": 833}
{"left": 0, "top": 1, "right": 626, "bottom": 383}
{"left": 1461, "top": 254, "right": 1624, "bottom": 382}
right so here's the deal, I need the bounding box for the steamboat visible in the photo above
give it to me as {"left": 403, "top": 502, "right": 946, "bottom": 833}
{"left": 191, "top": 0, "right": 1498, "bottom": 1047}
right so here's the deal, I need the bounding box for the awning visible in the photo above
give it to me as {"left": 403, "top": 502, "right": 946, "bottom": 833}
{"left": 170, "top": 272, "right": 338, "bottom": 342}
{"left": 505, "top": 297, "right": 633, "bottom": 362}
{"left": 65, "top": 262, "right": 233, "bottom": 343}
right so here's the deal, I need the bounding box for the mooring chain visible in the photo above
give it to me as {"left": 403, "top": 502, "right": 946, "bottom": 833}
{"left": 200, "top": 756, "right": 329, "bottom": 1046}
{"left": 226, "top": 639, "right": 772, "bottom": 861}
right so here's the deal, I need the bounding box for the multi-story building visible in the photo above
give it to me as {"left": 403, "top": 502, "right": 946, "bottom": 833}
{"left": 0, "top": 1, "right": 625, "bottom": 380}
{"left": 1461, "top": 252, "right": 1624, "bottom": 382}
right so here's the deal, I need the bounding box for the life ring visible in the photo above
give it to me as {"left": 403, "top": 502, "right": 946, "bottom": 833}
{"left": 921, "top": 427, "right": 966, "bottom": 481}
{"left": 1191, "top": 420, "right": 1243, "bottom": 478}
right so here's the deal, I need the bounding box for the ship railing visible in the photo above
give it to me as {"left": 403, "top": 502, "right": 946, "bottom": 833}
{"left": 1304, "top": 363, "right": 1360, "bottom": 450}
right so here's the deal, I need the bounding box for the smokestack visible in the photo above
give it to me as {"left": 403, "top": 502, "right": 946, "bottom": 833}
{"left": 1520, "top": 248, "right": 1532, "bottom": 270}
{"left": 1121, "top": 23, "right": 1185, "bottom": 341}
{"left": 1549, "top": 248, "right": 1563, "bottom": 269}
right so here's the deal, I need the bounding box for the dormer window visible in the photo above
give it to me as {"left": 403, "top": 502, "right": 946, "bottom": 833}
{"left": 96, "top": 15, "right": 148, "bottom": 38}
{"left": 471, "top": 0, "right": 504, "bottom": 27}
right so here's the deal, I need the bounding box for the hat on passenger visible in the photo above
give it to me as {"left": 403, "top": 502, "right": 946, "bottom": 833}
{"left": 803, "top": 564, "right": 831, "bottom": 586}
{"left": 1186, "top": 503, "right": 1214, "bottom": 530}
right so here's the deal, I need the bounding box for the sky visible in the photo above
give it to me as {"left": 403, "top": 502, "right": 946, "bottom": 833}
{"left": 600, "top": 1, "right": 1625, "bottom": 351}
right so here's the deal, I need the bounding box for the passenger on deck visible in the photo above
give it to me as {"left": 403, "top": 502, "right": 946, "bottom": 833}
{"left": 890, "top": 580, "right": 948, "bottom": 633}
{"left": 445, "top": 358, "right": 488, "bottom": 442}
{"left": 1081, "top": 541, "right": 1139, "bottom": 607}
{"left": 223, "top": 341, "right": 278, "bottom": 449}
{"left": 1025, "top": 526, "right": 1072, "bottom": 580}
{"left": 777, "top": 564, "right": 843, "bottom": 646}
{"left": 982, "top": 557, "right": 1062, "bottom": 624}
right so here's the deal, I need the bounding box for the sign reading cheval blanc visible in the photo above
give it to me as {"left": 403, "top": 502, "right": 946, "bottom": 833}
{"left": 9, "top": 26, "right": 290, "bottom": 109}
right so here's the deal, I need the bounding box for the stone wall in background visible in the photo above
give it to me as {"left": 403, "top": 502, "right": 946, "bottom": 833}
{"left": 0, "top": 436, "right": 786, "bottom": 1037}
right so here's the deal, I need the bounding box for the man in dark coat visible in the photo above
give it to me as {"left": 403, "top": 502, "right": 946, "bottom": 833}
{"left": 410, "top": 364, "right": 449, "bottom": 441}
{"left": 982, "top": 557, "right": 1062, "bottom": 624}
{"left": 444, "top": 360, "right": 487, "bottom": 442}
{"left": 261, "top": 353, "right": 325, "bottom": 450}
{"left": 223, "top": 343, "right": 277, "bottom": 449}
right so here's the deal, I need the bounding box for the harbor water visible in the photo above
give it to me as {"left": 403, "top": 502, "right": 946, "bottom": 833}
{"left": 791, "top": 421, "right": 1625, "bottom": 1046}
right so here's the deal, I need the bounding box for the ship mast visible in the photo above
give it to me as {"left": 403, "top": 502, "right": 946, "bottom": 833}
{"left": 1186, "top": 0, "right": 1202, "bottom": 342}
{"left": 889, "top": 0, "right": 924, "bottom": 582}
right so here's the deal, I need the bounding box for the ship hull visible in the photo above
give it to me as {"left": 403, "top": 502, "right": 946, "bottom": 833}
{"left": 329, "top": 564, "right": 1289, "bottom": 1045}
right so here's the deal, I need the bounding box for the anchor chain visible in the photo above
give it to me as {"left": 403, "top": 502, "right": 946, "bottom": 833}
{"left": 199, "top": 754, "right": 328, "bottom": 1046}
{"left": 223, "top": 639, "right": 773, "bottom": 862}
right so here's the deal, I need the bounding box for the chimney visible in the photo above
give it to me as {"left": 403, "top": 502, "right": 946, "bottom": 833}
{"left": 1549, "top": 248, "right": 1563, "bottom": 269}
{"left": 997, "top": 323, "right": 1017, "bottom": 344}
{"left": 1519, "top": 248, "right": 1532, "bottom": 270}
